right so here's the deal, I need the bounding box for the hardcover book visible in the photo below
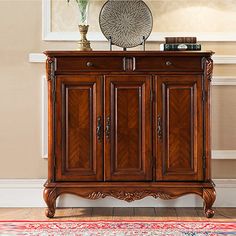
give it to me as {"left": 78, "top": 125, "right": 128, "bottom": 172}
{"left": 165, "top": 37, "right": 197, "bottom": 44}
{"left": 160, "top": 43, "right": 201, "bottom": 51}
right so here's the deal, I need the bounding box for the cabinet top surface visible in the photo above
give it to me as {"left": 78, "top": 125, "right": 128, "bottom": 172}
{"left": 44, "top": 50, "right": 214, "bottom": 57}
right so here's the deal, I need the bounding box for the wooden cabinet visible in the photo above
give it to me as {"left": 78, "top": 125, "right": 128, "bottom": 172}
{"left": 104, "top": 75, "right": 152, "bottom": 181}
{"left": 44, "top": 51, "right": 216, "bottom": 218}
{"left": 155, "top": 75, "right": 203, "bottom": 181}
{"left": 55, "top": 75, "right": 103, "bottom": 181}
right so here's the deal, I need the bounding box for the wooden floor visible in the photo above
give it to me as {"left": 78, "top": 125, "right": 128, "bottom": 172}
{"left": 0, "top": 208, "right": 236, "bottom": 221}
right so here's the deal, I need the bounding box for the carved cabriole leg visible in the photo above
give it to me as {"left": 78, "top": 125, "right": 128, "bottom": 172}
{"left": 202, "top": 187, "right": 216, "bottom": 218}
{"left": 43, "top": 187, "right": 57, "bottom": 218}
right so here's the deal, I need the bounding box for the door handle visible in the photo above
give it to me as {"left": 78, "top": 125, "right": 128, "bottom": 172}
{"left": 96, "top": 116, "right": 102, "bottom": 143}
{"left": 105, "top": 116, "right": 111, "bottom": 140}
{"left": 157, "top": 115, "right": 162, "bottom": 140}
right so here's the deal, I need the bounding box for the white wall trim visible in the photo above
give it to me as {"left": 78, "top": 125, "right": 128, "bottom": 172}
{"left": 42, "top": 0, "right": 236, "bottom": 42}
{"left": 212, "top": 76, "right": 236, "bottom": 86}
{"left": 212, "top": 55, "right": 236, "bottom": 64}
{"left": 29, "top": 53, "right": 46, "bottom": 63}
{"left": 0, "top": 179, "right": 235, "bottom": 207}
{"left": 212, "top": 150, "right": 236, "bottom": 160}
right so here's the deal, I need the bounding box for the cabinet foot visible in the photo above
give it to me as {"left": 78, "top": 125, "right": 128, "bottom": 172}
{"left": 202, "top": 187, "right": 216, "bottom": 218}
{"left": 43, "top": 187, "right": 57, "bottom": 218}
{"left": 45, "top": 207, "right": 55, "bottom": 218}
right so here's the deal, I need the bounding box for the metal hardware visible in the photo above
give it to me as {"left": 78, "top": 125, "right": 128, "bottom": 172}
{"left": 109, "top": 36, "right": 112, "bottom": 51}
{"left": 96, "top": 116, "right": 102, "bottom": 143}
{"left": 105, "top": 116, "right": 111, "bottom": 140}
{"left": 86, "top": 61, "right": 93, "bottom": 67}
{"left": 157, "top": 115, "right": 162, "bottom": 139}
{"left": 142, "top": 36, "right": 146, "bottom": 51}
{"left": 123, "top": 57, "right": 126, "bottom": 71}
{"left": 123, "top": 57, "right": 135, "bottom": 71}
{"left": 108, "top": 35, "right": 146, "bottom": 51}
{"left": 133, "top": 57, "right": 136, "bottom": 70}
{"left": 165, "top": 61, "right": 172, "bottom": 66}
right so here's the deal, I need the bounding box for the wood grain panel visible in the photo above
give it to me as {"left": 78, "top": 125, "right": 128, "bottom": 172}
{"left": 156, "top": 75, "right": 203, "bottom": 181}
{"left": 167, "top": 85, "right": 194, "bottom": 172}
{"left": 104, "top": 75, "right": 152, "bottom": 181}
{"left": 66, "top": 86, "right": 92, "bottom": 170}
{"left": 115, "top": 87, "right": 141, "bottom": 170}
{"left": 55, "top": 75, "right": 103, "bottom": 181}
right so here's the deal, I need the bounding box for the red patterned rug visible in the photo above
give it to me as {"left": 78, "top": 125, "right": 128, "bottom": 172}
{"left": 0, "top": 220, "right": 236, "bottom": 235}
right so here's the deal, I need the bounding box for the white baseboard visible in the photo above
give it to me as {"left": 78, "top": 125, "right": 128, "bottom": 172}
{"left": 0, "top": 179, "right": 235, "bottom": 207}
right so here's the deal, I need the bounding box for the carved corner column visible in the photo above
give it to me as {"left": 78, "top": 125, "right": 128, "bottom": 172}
{"left": 203, "top": 57, "right": 214, "bottom": 180}
{"left": 43, "top": 187, "right": 58, "bottom": 218}
{"left": 202, "top": 187, "right": 216, "bottom": 218}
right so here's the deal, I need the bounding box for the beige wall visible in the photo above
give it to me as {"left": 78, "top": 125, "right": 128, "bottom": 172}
{"left": 0, "top": 0, "right": 235, "bottom": 178}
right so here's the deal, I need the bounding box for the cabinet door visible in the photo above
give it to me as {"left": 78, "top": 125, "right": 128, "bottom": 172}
{"left": 156, "top": 75, "right": 203, "bottom": 181}
{"left": 104, "top": 75, "right": 152, "bottom": 181}
{"left": 55, "top": 75, "right": 103, "bottom": 181}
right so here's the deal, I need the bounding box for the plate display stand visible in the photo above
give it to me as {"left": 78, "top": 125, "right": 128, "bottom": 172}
{"left": 100, "top": 0, "right": 152, "bottom": 50}
{"left": 108, "top": 36, "right": 147, "bottom": 51}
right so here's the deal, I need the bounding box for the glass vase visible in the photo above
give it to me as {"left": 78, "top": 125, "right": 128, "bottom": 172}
{"left": 78, "top": 0, "right": 90, "bottom": 26}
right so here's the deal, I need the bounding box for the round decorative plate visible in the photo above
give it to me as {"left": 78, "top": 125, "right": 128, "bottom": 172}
{"left": 99, "top": 0, "right": 153, "bottom": 48}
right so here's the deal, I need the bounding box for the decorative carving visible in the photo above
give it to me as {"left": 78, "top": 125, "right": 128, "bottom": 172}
{"left": 87, "top": 191, "right": 107, "bottom": 200}
{"left": 204, "top": 57, "right": 213, "bottom": 82}
{"left": 43, "top": 187, "right": 57, "bottom": 218}
{"left": 87, "top": 190, "right": 173, "bottom": 202}
{"left": 46, "top": 57, "right": 56, "bottom": 81}
{"left": 202, "top": 187, "right": 216, "bottom": 218}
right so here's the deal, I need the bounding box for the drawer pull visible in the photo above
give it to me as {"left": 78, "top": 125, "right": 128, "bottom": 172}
{"left": 105, "top": 116, "right": 111, "bottom": 140}
{"left": 165, "top": 61, "right": 172, "bottom": 66}
{"left": 86, "top": 61, "right": 94, "bottom": 67}
{"left": 96, "top": 116, "right": 102, "bottom": 143}
{"left": 157, "top": 115, "right": 162, "bottom": 140}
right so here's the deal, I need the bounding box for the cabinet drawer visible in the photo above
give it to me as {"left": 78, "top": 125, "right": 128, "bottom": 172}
{"left": 56, "top": 56, "right": 124, "bottom": 72}
{"left": 135, "top": 56, "right": 203, "bottom": 72}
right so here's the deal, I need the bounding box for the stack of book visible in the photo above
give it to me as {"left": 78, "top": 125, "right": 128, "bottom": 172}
{"left": 160, "top": 37, "right": 201, "bottom": 51}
